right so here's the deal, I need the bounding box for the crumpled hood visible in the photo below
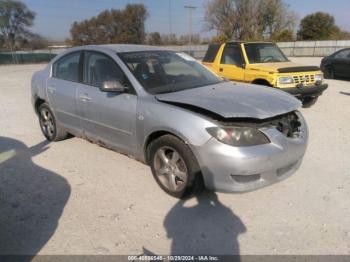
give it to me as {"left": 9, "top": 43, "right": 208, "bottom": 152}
{"left": 155, "top": 82, "right": 301, "bottom": 119}
{"left": 248, "top": 61, "right": 320, "bottom": 73}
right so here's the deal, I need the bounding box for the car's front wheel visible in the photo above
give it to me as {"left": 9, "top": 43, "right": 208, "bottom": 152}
{"left": 148, "top": 135, "right": 203, "bottom": 198}
{"left": 38, "top": 103, "right": 68, "bottom": 141}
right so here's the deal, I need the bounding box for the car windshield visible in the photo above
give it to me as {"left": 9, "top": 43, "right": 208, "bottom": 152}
{"left": 244, "top": 43, "right": 289, "bottom": 63}
{"left": 118, "top": 51, "right": 222, "bottom": 94}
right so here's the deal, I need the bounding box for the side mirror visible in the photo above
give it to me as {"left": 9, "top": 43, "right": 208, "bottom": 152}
{"left": 100, "top": 80, "right": 127, "bottom": 93}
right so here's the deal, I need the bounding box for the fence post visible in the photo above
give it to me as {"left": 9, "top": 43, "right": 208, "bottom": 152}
{"left": 292, "top": 41, "right": 296, "bottom": 57}
{"left": 313, "top": 41, "right": 316, "bottom": 57}
{"left": 335, "top": 40, "right": 338, "bottom": 54}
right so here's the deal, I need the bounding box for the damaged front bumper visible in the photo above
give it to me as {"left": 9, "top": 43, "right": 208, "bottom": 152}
{"left": 281, "top": 83, "right": 328, "bottom": 98}
{"left": 192, "top": 112, "right": 308, "bottom": 193}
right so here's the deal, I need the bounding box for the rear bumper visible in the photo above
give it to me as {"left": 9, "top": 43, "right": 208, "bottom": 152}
{"left": 281, "top": 84, "right": 328, "bottom": 97}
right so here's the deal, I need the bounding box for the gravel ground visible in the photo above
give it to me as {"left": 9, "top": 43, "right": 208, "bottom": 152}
{"left": 0, "top": 57, "right": 350, "bottom": 255}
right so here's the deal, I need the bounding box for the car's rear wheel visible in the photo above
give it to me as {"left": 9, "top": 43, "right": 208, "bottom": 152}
{"left": 148, "top": 135, "right": 203, "bottom": 198}
{"left": 324, "top": 66, "right": 334, "bottom": 79}
{"left": 38, "top": 103, "right": 68, "bottom": 141}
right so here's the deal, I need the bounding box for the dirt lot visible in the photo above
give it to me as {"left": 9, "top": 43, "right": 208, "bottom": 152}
{"left": 0, "top": 57, "right": 350, "bottom": 255}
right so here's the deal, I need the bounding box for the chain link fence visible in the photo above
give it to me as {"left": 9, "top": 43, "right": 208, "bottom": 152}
{"left": 0, "top": 49, "right": 65, "bottom": 65}
{"left": 1, "top": 40, "right": 350, "bottom": 64}
{"left": 170, "top": 40, "right": 350, "bottom": 59}
{"left": 277, "top": 40, "right": 350, "bottom": 57}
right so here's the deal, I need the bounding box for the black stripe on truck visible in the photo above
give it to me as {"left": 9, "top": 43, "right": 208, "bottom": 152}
{"left": 278, "top": 66, "right": 320, "bottom": 73}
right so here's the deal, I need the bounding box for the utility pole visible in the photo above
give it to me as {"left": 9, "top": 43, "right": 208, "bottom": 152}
{"left": 184, "top": 5, "right": 196, "bottom": 55}
{"left": 169, "top": 0, "right": 172, "bottom": 35}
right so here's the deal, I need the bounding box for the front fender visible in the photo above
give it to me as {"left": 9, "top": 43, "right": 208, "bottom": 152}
{"left": 136, "top": 97, "right": 215, "bottom": 161}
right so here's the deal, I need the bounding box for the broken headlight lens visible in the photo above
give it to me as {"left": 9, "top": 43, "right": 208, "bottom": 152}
{"left": 206, "top": 127, "right": 270, "bottom": 147}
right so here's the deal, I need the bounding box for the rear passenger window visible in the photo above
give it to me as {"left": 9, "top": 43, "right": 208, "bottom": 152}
{"left": 221, "top": 45, "right": 244, "bottom": 66}
{"left": 53, "top": 52, "right": 80, "bottom": 82}
{"left": 202, "top": 44, "right": 220, "bottom": 63}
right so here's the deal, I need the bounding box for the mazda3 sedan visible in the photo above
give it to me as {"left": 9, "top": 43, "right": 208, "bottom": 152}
{"left": 31, "top": 45, "right": 308, "bottom": 198}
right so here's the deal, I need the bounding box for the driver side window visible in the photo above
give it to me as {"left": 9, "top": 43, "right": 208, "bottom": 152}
{"left": 84, "top": 52, "right": 128, "bottom": 88}
{"left": 221, "top": 45, "right": 244, "bottom": 66}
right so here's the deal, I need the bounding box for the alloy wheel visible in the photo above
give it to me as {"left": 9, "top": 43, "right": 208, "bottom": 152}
{"left": 153, "top": 146, "right": 188, "bottom": 192}
{"left": 40, "top": 108, "right": 55, "bottom": 138}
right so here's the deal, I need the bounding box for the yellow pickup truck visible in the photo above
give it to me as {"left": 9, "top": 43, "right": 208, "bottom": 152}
{"left": 202, "top": 41, "right": 328, "bottom": 107}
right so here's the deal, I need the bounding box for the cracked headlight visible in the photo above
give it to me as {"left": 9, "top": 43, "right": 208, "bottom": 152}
{"left": 206, "top": 127, "right": 270, "bottom": 147}
{"left": 279, "top": 76, "right": 294, "bottom": 84}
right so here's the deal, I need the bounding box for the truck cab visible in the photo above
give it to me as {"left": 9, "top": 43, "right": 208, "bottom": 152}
{"left": 202, "top": 41, "right": 328, "bottom": 107}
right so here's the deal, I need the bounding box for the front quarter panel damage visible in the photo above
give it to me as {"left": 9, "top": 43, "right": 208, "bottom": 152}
{"left": 135, "top": 97, "right": 216, "bottom": 162}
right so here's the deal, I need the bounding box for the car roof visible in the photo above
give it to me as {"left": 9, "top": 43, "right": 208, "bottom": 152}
{"left": 70, "top": 44, "right": 171, "bottom": 53}
{"left": 227, "top": 41, "right": 274, "bottom": 44}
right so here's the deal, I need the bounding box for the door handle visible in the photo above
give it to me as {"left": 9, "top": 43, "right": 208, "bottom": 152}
{"left": 47, "top": 87, "right": 56, "bottom": 93}
{"left": 79, "top": 95, "right": 91, "bottom": 102}
{"left": 219, "top": 68, "right": 223, "bottom": 72}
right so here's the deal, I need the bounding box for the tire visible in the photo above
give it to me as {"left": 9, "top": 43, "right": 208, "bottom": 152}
{"left": 147, "top": 134, "right": 203, "bottom": 198}
{"left": 302, "top": 96, "right": 318, "bottom": 108}
{"left": 324, "top": 66, "right": 334, "bottom": 79}
{"left": 252, "top": 80, "right": 272, "bottom": 87}
{"left": 38, "top": 103, "right": 68, "bottom": 142}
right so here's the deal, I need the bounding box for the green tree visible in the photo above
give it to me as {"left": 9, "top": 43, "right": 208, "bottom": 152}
{"left": 0, "top": 33, "right": 4, "bottom": 48}
{"left": 336, "top": 31, "right": 350, "bottom": 40}
{"left": 70, "top": 4, "right": 148, "bottom": 46}
{"left": 147, "top": 32, "right": 161, "bottom": 45}
{"left": 121, "top": 4, "right": 148, "bottom": 43}
{"left": 211, "top": 33, "right": 230, "bottom": 44}
{"left": 205, "top": 0, "right": 295, "bottom": 41}
{"left": 160, "top": 34, "right": 178, "bottom": 45}
{"left": 18, "top": 33, "right": 49, "bottom": 49}
{"left": 205, "top": 0, "right": 259, "bottom": 40}
{"left": 0, "top": 0, "right": 35, "bottom": 50}
{"left": 178, "top": 34, "right": 201, "bottom": 45}
{"left": 258, "top": 0, "right": 296, "bottom": 39}
{"left": 271, "top": 29, "right": 294, "bottom": 41}
{"left": 297, "top": 12, "right": 338, "bottom": 40}
{"left": 331, "top": 28, "right": 350, "bottom": 40}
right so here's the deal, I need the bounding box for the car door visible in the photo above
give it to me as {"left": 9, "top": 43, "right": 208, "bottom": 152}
{"left": 218, "top": 43, "right": 245, "bottom": 81}
{"left": 332, "top": 49, "right": 350, "bottom": 77}
{"left": 345, "top": 52, "right": 350, "bottom": 77}
{"left": 47, "top": 51, "right": 83, "bottom": 135}
{"left": 76, "top": 51, "right": 137, "bottom": 154}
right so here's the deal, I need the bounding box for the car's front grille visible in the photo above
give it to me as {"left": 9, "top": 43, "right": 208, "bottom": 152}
{"left": 293, "top": 75, "right": 315, "bottom": 84}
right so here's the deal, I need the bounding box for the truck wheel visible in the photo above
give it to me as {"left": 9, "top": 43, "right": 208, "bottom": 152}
{"left": 302, "top": 97, "right": 318, "bottom": 108}
{"left": 148, "top": 135, "right": 204, "bottom": 198}
{"left": 38, "top": 103, "right": 68, "bottom": 141}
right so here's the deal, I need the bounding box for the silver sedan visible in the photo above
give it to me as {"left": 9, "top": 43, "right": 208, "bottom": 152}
{"left": 31, "top": 45, "right": 308, "bottom": 198}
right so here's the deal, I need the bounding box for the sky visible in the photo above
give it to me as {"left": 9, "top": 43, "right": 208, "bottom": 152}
{"left": 21, "top": 0, "right": 350, "bottom": 41}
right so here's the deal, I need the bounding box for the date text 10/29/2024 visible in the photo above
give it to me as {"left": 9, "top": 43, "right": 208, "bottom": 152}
{"left": 128, "top": 256, "right": 220, "bottom": 261}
